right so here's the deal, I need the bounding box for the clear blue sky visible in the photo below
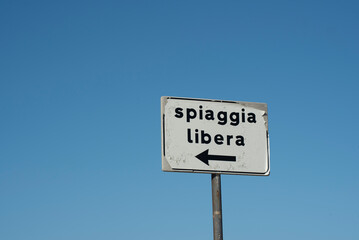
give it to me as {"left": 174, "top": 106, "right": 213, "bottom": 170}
{"left": 1, "top": 1, "right": 358, "bottom": 239}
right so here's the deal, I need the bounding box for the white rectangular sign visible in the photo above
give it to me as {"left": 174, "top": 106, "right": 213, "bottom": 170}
{"left": 161, "top": 97, "right": 270, "bottom": 175}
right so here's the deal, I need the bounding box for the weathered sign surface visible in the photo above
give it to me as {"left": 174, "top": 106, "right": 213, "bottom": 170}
{"left": 161, "top": 97, "right": 270, "bottom": 175}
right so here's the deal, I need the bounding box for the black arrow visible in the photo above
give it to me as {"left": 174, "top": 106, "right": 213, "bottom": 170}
{"left": 195, "top": 149, "right": 236, "bottom": 166}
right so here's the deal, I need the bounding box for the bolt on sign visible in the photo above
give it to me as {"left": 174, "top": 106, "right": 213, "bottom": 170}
{"left": 161, "top": 96, "right": 270, "bottom": 176}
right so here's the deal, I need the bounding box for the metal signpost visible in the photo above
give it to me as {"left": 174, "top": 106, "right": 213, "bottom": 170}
{"left": 161, "top": 96, "right": 270, "bottom": 240}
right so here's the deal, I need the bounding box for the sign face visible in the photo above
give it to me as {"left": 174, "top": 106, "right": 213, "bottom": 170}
{"left": 161, "top": 97, "right": 270, "bottom": 176}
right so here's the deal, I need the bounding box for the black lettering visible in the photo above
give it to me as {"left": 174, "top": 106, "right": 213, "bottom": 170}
{"left": 218, "top": 111, "right": 227, "bottom": 125}
{"left": 186, "top": 108, "right": 197, "bottom": 122}
{"left": 214, "top": 134, "right": 224, "bottom": 145}
{"left": 199, "top": 105, "right": 203, "bottom": 119}
{"left": 247, "top": 113, "right": 256, "bottom": 123}
{"left": 201, "top": 130, "right": 211, "bottom": 144}
{"left": 187, "top": 128, "right": 193, "bottom": 143}
{"left": 195, "top": 129, "right": 199, "bottom": 143}
{"left": 226, "top": 135, "right": 233, "bottom": 145}
{"left": 242, "top": 109, "right": 245, "bottom": 123}
{"left": 175, "top": 108, "right": 183, "bottom": 118}
{"left": 229, "top": 112, "right": 239, "bottom": 126}
{"left": 205, "top": 110, "right": 215, "bottom": 120}
{"left": 235, "top": 136, "right": 245, "bottom": 146}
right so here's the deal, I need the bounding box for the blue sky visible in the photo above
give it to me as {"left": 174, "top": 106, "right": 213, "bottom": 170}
{"left": 1, "top": 1, "right": 358, "bottom": 239}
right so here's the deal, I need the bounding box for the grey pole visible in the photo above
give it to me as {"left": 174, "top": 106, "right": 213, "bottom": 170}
{"left": 211, "top": 174, "right": 223, "bottom": 240}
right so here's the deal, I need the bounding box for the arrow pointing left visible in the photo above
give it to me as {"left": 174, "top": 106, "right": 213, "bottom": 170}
{"left": 195, "top": 149, "right": 236, "bottom": 166}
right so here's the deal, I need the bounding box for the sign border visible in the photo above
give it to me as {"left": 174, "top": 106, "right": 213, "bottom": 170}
{"left": 161, "top": 96, "right": 270, "bottom": 176}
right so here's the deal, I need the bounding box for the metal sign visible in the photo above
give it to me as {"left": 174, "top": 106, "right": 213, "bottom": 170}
{"left": 161, "top": 96, "right": 270, "bottom": 175}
